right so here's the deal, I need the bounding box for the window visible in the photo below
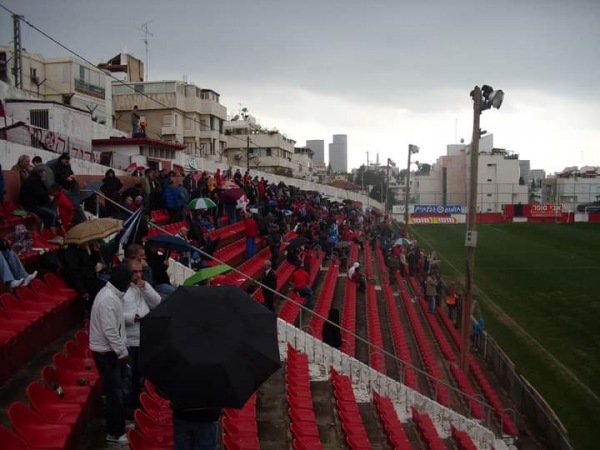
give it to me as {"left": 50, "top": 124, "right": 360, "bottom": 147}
{"left": 30, "top": 109, "right": 49, "bottom": 129}
{"left": 200, "top": 119, "right": 208, "bottom": 130}
{"left": 487, "top": 194, "right": 492, "bottom": 197}
{"left": 266, "top": 148, "right": 272, "bottom": 157}
{"left": 185, "top": 118, "right": 192, "bottom": 130}
{"left": 162, "top": 114, "right": 172, "bottom": 126}
{"left": 174, "top": 115, "right": 178, "bottom": 127}
{"left": 487, "top": 179, "right": 493, "bottom": 182}
{"left": 30, "top": 67, "right": 38, "bottom": 82}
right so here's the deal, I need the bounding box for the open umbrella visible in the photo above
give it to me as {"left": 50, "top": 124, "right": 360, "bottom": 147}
{"left": 188, "top": 198, "right": 217, "bottom": 210}
{"left": 147, "top": 235, "right": 196, "bottom": 253}
{"left": 394, "top": 237, "right": 412, "bottom": 247}
{"left": 184, "top": 264, "right": 232, "bottom": 285}
{"left": 220, "top": 188, "right": 245, "bottom": 204}
{"left": 139, "top": 286, "right": 280, "bottom": 409}
{"left": 78, "top": 180, "right": 103, "bottom": 202}
{"left": 64, "top": 218, "right": 123, "bottom": 245}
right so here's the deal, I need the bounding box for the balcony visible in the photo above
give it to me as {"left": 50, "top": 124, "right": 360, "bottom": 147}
{"left": 161, "top": 126, "right": 177, "bottom": 136}
{"left": 74, "top": 78, "right": 105, "bottom": 99}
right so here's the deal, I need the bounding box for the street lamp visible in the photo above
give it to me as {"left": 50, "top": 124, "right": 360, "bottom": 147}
{"left": 404, "top": 144, "right": 419, "bottom": 226}
{"left": 460, "top": 85, "right": 504, "bottom": 371}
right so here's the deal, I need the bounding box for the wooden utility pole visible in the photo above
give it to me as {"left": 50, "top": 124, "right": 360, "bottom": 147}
{"left": 385, "top": 158, "right": 391, "bottom": 214}
{"left": 460, "top": 86, "right": 482, "bottom": 371}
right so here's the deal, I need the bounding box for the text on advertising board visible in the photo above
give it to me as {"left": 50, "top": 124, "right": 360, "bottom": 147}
{"left": 530, "top": 204, "right": 562, "bottom": 217}
{"left": 413, "top": 205, "right": 464, "bottom": 214}
{"left": 409, "top": 217, "right": 458, "bottom": 224}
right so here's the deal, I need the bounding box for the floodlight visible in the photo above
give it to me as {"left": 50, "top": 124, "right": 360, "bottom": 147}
{"left": 489, "top": 90, "right": 504, "bottom": 109}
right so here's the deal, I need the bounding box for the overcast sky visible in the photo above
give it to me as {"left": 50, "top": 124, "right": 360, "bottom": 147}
{"left": 2, "top": 0, "right": 599, "bottom": 174}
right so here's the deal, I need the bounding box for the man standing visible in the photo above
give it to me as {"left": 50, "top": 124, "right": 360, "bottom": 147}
{"left": 122, "top": 259, "right": 161, "bottom": 412}
{"left": 131, "top": 105, "right": 140, "bottom": 136}
{"left": 141, "top": 169, "right": 162, "bottom": 210}
{"left": 261, "top": 260, "right": 277, "bottom": 312}
{"left": 89, "top": 266, "right": 133, "bottom": 445}
{"left": 244, "top": 212, "right": 258, "bottom": 258}
{"left": 267, "top": 224, "right": 282, "bottom": 269}
{"left": 291, "top": 266, "right": 313, "bottom": 310}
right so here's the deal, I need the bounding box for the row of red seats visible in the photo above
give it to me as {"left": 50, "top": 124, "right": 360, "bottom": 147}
{"left": 149, "top": 209, "right": 170, "bottom": 224}
{"left": 0, "top": 200, "right": 36, "bottom": 232}
{"left": 0, "top": 274, "right": 80, "bottom": 385}
{"left": 222, "top": 395, "right": 260, "bottom": 449}
{"left": 395, "top": 273, "right": 449, "bottom": 406}
{"left": 286, "top": 345, "right": 324, "bottom": 450}
{"left": 213, "top": 236, "right": 258, "bottom": 264}
{"left": 146, "top": 221, "right": 187, "bottom": 238}
{"left": 277, "top": 250, "right": 324, "bottom": 325}
{"left": 372, "top": 391, "right": 412, "bottom": 449}
{"left": 380, "top": 281, "right": 418, "bottom": 389}
{"left": 308, "top": 260, "right": 339, "bottom": 339}
{"left": 365, "top": 282, "right": 386, "bottom": 374}
{"left": 1, "top": 326, "right": 100, "bottom": 450}
{"left": 451, "top": 426, "right": 478, "bottom": 450}
{"left": 411, "top": 408, "right": 447, "bottom": 450}
{"left": 437, "top": 306, "right": 519, "bottom": 436}
{"left": 221, "top": 246, "right": 270, "bottom": 287}
{"left": 130, "top": 385, "right": 173, "bottom": 449}
{"left": 209, "top": 221, "right": 244, "bottom": 240}
{"left": 330, "top": 367, "right": 372, "bottom": 449}
{"left": 364, "top": 242, "right": 386, "bottom": 373}
{"left": 408, "top": 283, "right": 484, "bottom": 420}
{"left": 340, "top": 244, "right": 359, "bottom": 357}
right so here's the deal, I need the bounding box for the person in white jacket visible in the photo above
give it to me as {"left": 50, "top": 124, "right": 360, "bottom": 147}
{"left": 122, "top": 258, "right": 161, "bottom": 411}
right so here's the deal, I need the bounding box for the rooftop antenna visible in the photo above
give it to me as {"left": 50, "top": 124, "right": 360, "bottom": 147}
{"left": 139, "top": 21, "right": 153, "bottom": 81}
{"left": 13, "top": 14, "right": 23, "bottom": 89}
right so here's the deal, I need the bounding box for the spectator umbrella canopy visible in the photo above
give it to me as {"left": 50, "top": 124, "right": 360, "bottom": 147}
{"left": 63, "top": 218, "right": 123, "bottom": 245}
{"left": 139, "top": 286, "right": 281, "bottom": 409}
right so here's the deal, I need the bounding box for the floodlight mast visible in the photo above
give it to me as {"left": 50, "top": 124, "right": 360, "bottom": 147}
{"left": 460, "top": 85, "right": 503, "bottom": 372}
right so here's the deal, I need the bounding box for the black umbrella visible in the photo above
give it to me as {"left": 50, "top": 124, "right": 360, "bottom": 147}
{"left": 139, "top": 286, "right": 280, "bottom": 409}
{"left": 287, "top": 236, "right": 310, "bottom": 251}
{"left": 147, "top": 235, "right": 196, "bottom": 253}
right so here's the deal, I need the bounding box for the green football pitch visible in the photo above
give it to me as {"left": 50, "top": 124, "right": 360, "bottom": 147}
{"left": 410, "top": 223, "right": 600, "bottom": 450}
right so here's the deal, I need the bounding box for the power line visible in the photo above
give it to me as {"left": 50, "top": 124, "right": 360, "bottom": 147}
{"left": 0, "top": 3, "right": 317, "bottom": 174}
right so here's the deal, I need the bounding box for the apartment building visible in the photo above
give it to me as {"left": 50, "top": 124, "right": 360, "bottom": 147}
{"left": 111, "top": 80, "right": 228, "bottom": 162}
{"left": 0, "top": 46, "right": 113, "bottom": 124}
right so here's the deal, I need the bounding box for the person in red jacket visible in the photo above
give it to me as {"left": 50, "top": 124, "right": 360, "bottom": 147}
{"left": 49, "top": 184, "right": 75, "bottom": 231}
{"left": 290, "top": 266, "right": 313, "bottom": 309}
{"left": 244, "top": 211, "right": 259, "bottom": 258}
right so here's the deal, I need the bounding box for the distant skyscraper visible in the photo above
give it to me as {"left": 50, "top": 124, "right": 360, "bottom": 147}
{"left": 306, "top": 140, "right": 325, "bottom": 164}
{"left": 329, "top": 134, "right": 348, "bottom": 173}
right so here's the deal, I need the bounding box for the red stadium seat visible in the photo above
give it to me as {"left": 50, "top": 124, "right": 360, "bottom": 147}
{"left": 8, "top": 401, "right": 72, "bottom": 449}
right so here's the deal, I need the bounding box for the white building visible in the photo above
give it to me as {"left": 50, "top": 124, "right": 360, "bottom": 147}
{"left": 0, "top": 46, "right": 114, "bottom": 125}
{"left": 306, "top": 139, "right": 325, "bottom": 164}
{"left": 412, "top": 135, "right": 528, "bottom": 213}
{"left": 329, "top": 134, "right": 348, "bottom": 173}
{"left": 542, "top": 166, "right": 600, "bottom": 209}
{"left": 223, "top": 116, "right": 299, "bottom": 177}
{"left": 111, "top": 80, "right": 228, "bottom": 162}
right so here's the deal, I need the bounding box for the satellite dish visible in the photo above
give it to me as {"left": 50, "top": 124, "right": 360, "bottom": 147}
{"left": 460, "top": 139, "right": 464, "bottom": 144}
{"left": 232, "top": 115, "right": 240, "bottom": 121}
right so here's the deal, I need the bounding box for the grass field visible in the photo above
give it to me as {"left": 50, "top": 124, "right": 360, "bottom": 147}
{"left": 410, "top": 223, "right": 600, "bottom": 450}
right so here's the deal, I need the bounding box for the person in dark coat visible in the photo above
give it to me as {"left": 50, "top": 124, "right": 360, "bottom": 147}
{"left": 322, "top": 308, "right": 342, "bottom": 349}
{"left": 261, "top": 260, "right": 277, "bottom": 312}
{"left": 267, "top": 225, "right": 282, "bottom": 268}
{"left": 52, "top": 152, "right": 77, "bottom": 192}
{"left": 19, "top": 166, "right": 57, "bottom": 228}
{"left": 101, "top": 169, "right": 123, "bottom": 216}
{"left": 63, "top": 241, "right": 105, "bottom": 309}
